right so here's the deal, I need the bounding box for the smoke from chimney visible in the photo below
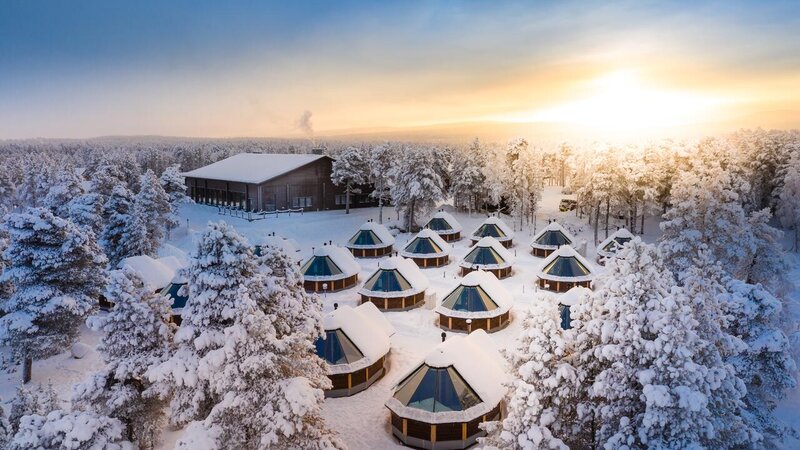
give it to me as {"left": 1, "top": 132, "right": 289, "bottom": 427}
{"left": 296, "top": 110, "right": 315, "bottom": 145}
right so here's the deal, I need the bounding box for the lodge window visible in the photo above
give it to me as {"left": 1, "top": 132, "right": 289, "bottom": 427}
{"left": 335, "top": 194, "right": 350, "bottom": 205}
{"left": 293, "top": 196, "right": 312, "bottom": 208}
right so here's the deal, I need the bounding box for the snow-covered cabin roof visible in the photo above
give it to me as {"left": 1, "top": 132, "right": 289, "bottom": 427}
{"left": 400, "top": 228, "right": 452, "bottom": 258}
{"left": 181, "top": 153, "right": 327, "bottom": 184}
{"left": 436, "top": 270, "right": 512, "bottom": 319}
{"left": 386, "top": 330, "right": 508, "bottom": 424}
{"left": 425, "top": 211, "right": 463, "bottom": 234}
{"left": 346, "top": 221, "right": 395, "bottom": 249}
{"left": 596, "top": 228, "right": 635, "bottom": 258}
{"left": 317, "top": 302, "right": 396, "bottom": 375}
{"left": 530, "top": 222, "right": 575, "bottom": 250}
{"left": 459, "top": 237, "right": 514, "bottom": 270}
{"left": 470, "top": 216, "right": 514, "bottom": 242}
{"left": 536, "top": 245, "right": 594, "bottom": 283}
{"left": 358, "top": 256, "right": 429, "bottom": 297}
{"left": 118, "top": 255, "right": 183, "bottom": 291}
{"left": 254, "top": 234, "right": 300, "bottom": 257}
{"left": 558, "top": 286, "right": 591, "bottom": 307}
{"left": 300, "top": 245, "right": 361, "bottom": 281}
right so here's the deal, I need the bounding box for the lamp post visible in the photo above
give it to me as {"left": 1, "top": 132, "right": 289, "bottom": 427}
{"left": 466, "top": 318, "right": 473, "bottom": 333}
{"left": 322, "top": 283, "right": 328, "bottom": 301}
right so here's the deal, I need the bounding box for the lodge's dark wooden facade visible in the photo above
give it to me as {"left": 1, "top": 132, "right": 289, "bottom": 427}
{"left": 389, "top": 403, "right": 502, "bottom": 450}
{"left": 437, "top": 311, "right": 510, "bottom": 334}
{"left": 460, "top": 266, "right": 512, "bottom": 279}
{"left": 537, "top": 278, "right": 592, "bottom": 293}
{"left": 185, "top": 156, "right": 377, "bottom": 212}
{"left": 361, "top": 291, "right": 426, "bottom": 311}
{"left": 325, "top": 355, "right": 387, "bottom": 398}
{"left": 437, "top": 231, "right": 461, "bottom": 242}
{"left": 531, "top": 247, "right": 557, "bottom": 258}
{"left": 349, "top": 245, "right": 394, "bottom": 258}
{"left": 407, "top": 255, "right": 450, "bottom": 268}
{"left": 304, "top": 275, "right": 359, "bottom": 293}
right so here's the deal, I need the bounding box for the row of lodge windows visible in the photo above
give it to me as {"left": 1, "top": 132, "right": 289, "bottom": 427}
{"left": 189, "top": 185, "right": 316, "bottom": 211}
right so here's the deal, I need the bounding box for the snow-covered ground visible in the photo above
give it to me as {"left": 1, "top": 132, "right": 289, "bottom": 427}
{"left": 1, "top": 185, "right": 797, "bottom": 449}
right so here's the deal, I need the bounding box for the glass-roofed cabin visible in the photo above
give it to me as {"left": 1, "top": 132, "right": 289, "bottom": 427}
{"left": 385, "top": 330, "right": 507, "bottom": 449}
{"left": 424, "top": 211, "right": 463, "bottom": 242}
{"left": 359, "top": 257, "right": 430, "bottom": 311}
{"left": 315, "top": 303, "right": 395, "bottom": 397}
{"left": 345, "top": 221, "right": 395, "bottom": 258}
{"left": 300, "top": 245, "right": 361, "bottom": 292}
{"left": 469, "top": 217, "right": 514, "bottom": 248}
{"left": 436, "top": 270, "right": 512, "bottom": 333}
{"left": 596, "top": 228, "right": 635, "bottom": 264}
{"left": 530, "top": 222, "right": 575, "bottom": 257}
{"left": 401, "top": 228, "right": 452, "bottom": 268}
{"left": 160, "top": 275, "right": 189, "bottom": 325}
{"left": 459, "top": 237, "right": 514, "bottom": 279}
{"left": 536, "top": 245, "right": 594, "bottom": 292}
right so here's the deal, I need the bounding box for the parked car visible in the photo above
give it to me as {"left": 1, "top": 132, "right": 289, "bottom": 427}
{"left": 559, "top": 199, "right": 578, "bottom": 212}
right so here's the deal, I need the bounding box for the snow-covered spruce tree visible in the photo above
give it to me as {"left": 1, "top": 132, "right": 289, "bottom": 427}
{"left": 0, "top": 166, "right": 17, "bottom": 212}
{"left": 44, "top": 168, "right": 86, "bottom": 219}
{"left": 101, "top": 184, "right": 148, "bottom": 267}
{"left": 135, "top": 169, "right": 171, "bottom": 256}
{"left": 481, "top": 303, "right": 577, "bottom": 450}
{"left": 660, "top": 163, "right": 753, "bottom": 279}
{"left": 389, "top": 147, "right": 446, "bottom": 231}
{"left": 450, "top": 139, "right": 486, "bottom": 214}
{"left": 331, "top": 146, "right": 368, "bottom": 214}
{"left": 67, "top": 192, "right": 105, "bottom": 236}
{"left": 8, "top": 384, "right": 60, "bottom": 435}
{"left": 73, "top": 268, "right": 175, "bottom": 449}
{"left": 776, "top": 149, "right": 800, "bottom": 251}
{"left": 149, "top": 222, "right": 343, "bottom": 449}
{"left": 90, "top": 162, "right": 125, "bottom": 199}
{"left": 10, "top": 409, "right": 134, "bottom": 450}
{"left": 509, "top": 139, "right": 543, "bottom": 230}
{"left": 367, "top": 143, "right": 395, "bottom": 224}
{"left": 159, "top": 164, "right": 189, "bottom": 234}
{"left": 0, "top": 208, "right": 106, "bottom": 382}
{"left": 744, "top": 208, "right": 791, "bottom": 295}
{"left": 0, "top": 222, "right": 14, "bottom": 306}
{"left": 0, "top": 399, "right": 10, "bottom": 450}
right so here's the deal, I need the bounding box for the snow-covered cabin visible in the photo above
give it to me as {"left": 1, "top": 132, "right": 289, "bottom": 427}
{"left": 556, "top": 286, "right": 591, "bottom": 330}
{"left": 160, "top": 273, "right": 189, "bottom": 325}
{"left": 469, "top": 216, "right": 514, "bottom": 248}
{"left": 385, "top": 330, "right": 507, "bottom": 449}
{"left": 596, "top": 228, "right": 635, "bottom": 264}
{"left": 254, "top": 233, "right": 300, "bottom": 258}
{"left": 300, "top": 245, "right": 361, "bottom": 292}
{"left": 436, "top": 270, "right": 512, "bottom": 333}
{"left": 459, "top": 237, "right": 515, "bottom": 279}
{"left": 424, "top": 211, "right": 463, "bottom": 242}
{"left": 536, "top": 245, "right": 594, "bottom": 292}
{"left": 118, "top": 255, "right": 180, "bottom": 292}
{"left": 401, "top": 228, "right": 452, "bottom": 268}
{"left": 359, "top": 256, "right": 430, "bottom": 311}
{"left": 316, "top": 302, "right": 396, "bottom": 397}
{"left": 530, "top": 221, "right": 575, "bottom": 257}
{"left": 346, "top": 221, "right": 395, "bottom": 258}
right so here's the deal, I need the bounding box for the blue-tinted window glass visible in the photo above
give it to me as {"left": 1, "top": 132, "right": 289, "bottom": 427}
{"left": 559, "top": 304, "right": 572, "bottom": 330}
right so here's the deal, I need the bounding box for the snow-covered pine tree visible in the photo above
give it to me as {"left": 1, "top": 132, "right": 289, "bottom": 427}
{"left": 159, "top": 164, "right": 189, "bottom": 234}
{"left": 481, "top": 303, "right": 576, "bottom": 450}
{"left": 367, "top": 144, "right": 395, "bottom": 224}
{"left": 0, "top": 166, "right": 16, "bottom": 213}
{"left": 72, "top": 267, "right": 175, "bottom": 449}
{"left": 776, "top": 149, "right": 800, "bottom": 251}
{"left": 743, "top": 208, "right": 791, "bottom": 295}
{"left": 0, "top": 222, "right": 14, "bottom": 305}
{"left": 101, "top": 184, "right": 148, "bottom": 267}
{"left": 509, "top": 140, "right": 543, "bottom": 230}
{"left": 389, "top": 147, "right": 446, "bottom": 231}
{"left": 450, "top": 139, "right": 486, "bottom": 214}
{"left": 44, "top": 168, "right": 86, "bottom": 219}
{"left": 90, "top": 163, "right": 125, "bottom": 199}
{"left": 10, "top": 409, "right": 134, "bottom": 450}
{"left": 0, "top": 208, "right": 106, "bottom": 382}
{"left": 8, "top": 384, "right": 60, "bottom": 435}
{"left": 67, "top": 192, "right": 105, "bottom": 236}
{"left": 0, "top": 398, "right": 10, "bottom": 450}
{"left": 331, "top": 146, "right": 368, "bottom": 214}
{"left": 135, "top": 169, "right": 171, "bottom": 256}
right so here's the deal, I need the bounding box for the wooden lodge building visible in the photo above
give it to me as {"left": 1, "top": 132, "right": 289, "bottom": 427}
{"left": 182, "top": 153, "right": 377, "bottom": 212}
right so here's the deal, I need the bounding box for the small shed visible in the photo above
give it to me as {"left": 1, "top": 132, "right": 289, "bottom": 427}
{"left": 359, "top": 256, "right": 430, "bottom": 311}
{"left": 436, "top": 271, "right": 512, "bottom": 333}
{"left": 105, "top": 255, "right": 184, "bottom": 310}
{"left": 300, "top": 245, "right": 361, "bottom": 292}
{"left": 530, "top": 222, "right": 575, "bottom": 257}
{"left": 346, "top": 221, "right": 396, "bottom": 258}
{"left": 596, "top": 228, "right": 635, "bottom": 264}
{"left": 469, "top": 217, "right": 514, "bottom": 248}
{"left": 401, "top": 229, "right": 452, "bottom": 268}
{"left": 459, "top": 237, "right": 515, "bottom": 279}
{"left": 385, "top": 330, "right": 507, "bottom": 449}
{"left": 424, "top": 211, "right": 463, "bottom": 242}
{"left": 316, "top": 302, "right": 396, "bottom": 397}
{"left": 536, "top": 245, "right": 594, "bottom": 292}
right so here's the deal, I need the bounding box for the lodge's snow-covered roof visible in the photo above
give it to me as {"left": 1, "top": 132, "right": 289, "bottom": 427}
{"left": 459, "top": 237, "right": 514, "bottom": 270}
{"left": 322, "top": 302, "right": 395, "bottom": 374}
{"left": 181, "top": 153, "right": 327, "bottom": 184}
{"left": 358, "top": 256, "right": 429, "bottom": 297}
{"left": 596, "top": 228, "right": 635, "bottom": 258}
{"left": 386, "top": 330, "right": 508, "bottom": 423}
{"left": 425, "top": 211, "right": 463, "bottom": 234}
{"left": 346, "top": 221, "right": 395, "bottom": 249}
{"left": 435, "top": 270, "right": 512, "bottom": 319}
{"left": 558, "top": 286, "right": 591, "bottom": 307}
{"left": 470, "top": 216, "right": 514, "bottom": 242}
{"left": 118, "top": 255, "right": 184, "bottom": 291}
{"left": 301, "top": 245, "right": 361, "bottom": 281}
{"left": 400, "top": 228, "right": 451, "bottom": 258}
{"left": 530, "top": 222, "right": 575, "bottom": 250}
{"left": 536, "top": 245, "right": 594, "bottom": 283}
